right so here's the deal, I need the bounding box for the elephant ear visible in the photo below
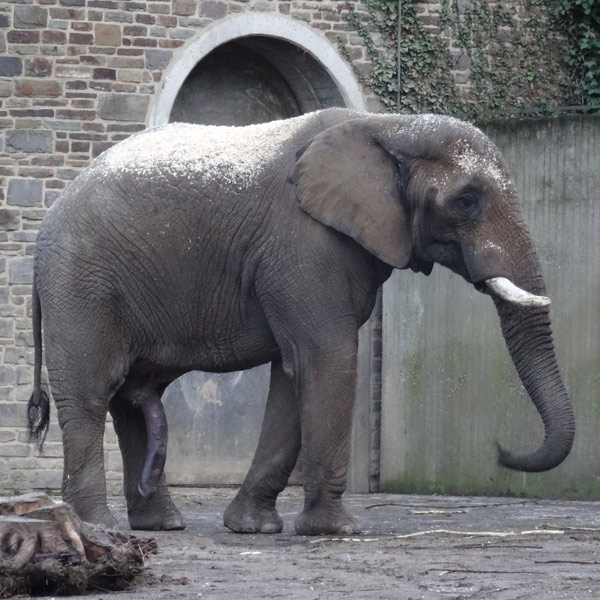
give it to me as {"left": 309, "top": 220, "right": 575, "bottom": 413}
{"left": 291, "top": 119, "right": 412, "bottom": 268}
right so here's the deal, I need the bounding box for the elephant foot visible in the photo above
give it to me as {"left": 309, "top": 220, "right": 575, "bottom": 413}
{"left": 223, "top": 489, "right": 283, "bottom": 534}
{"left": 127, "top": 496, "right": 186, "bottom": 531}
{"left": 294, "top": 504, "right": 361, "bottom": 536}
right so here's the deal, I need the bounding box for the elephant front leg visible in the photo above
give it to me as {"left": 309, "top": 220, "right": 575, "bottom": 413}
{"left": 224, "top": 359, "right": 301, "bottom": 533}
{"left": 293, "top": 340, "right": 361, "bottom": 536}
{"left": 109, "top": 386, "right": 185, "bottom": 531}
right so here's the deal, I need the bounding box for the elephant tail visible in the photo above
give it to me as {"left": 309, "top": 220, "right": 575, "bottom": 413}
{"left": 27, "top": 277, "right": 50, "bottom": 450}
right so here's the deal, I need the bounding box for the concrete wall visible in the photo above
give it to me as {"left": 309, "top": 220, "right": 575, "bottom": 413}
{"left": 381, "top": 115, "right": 600, "bottom": 499}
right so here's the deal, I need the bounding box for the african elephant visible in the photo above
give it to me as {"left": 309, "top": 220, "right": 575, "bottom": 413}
{"left": 27, "top": 108, "right": 575, "bottom": 536}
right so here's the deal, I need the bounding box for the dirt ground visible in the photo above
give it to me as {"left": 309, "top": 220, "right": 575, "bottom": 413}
{"left": 26, "top": 487, "right": 600, "bottom": 600}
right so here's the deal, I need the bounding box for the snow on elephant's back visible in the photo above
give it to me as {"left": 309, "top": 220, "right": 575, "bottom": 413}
{"left": 96, "top": 113, "right": 315, "bottom": 185}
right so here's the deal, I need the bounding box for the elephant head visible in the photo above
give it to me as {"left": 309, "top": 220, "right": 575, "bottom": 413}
{"left": 292, "top": 113, "right": 574, "bottom": 473}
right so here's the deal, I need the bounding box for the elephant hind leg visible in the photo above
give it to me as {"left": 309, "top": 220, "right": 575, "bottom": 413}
{"left": 48, "top": 362, "right": 127, "bottom": 528}
{"left": 224, "top": 359, "right": 301, "bottom": 534}
{"left": 110, "top": 378, "right": 185, "bottom": 531}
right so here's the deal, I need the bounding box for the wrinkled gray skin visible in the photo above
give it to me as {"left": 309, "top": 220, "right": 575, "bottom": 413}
{"left": 28, "top": 109, "right": 574, "bottom": 535}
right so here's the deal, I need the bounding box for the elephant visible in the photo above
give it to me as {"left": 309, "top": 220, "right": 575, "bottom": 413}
{"left": 27, "top": 108, "right": 575, "bottom": 536}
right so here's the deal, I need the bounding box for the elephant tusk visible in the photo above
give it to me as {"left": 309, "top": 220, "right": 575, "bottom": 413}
{"left": 485, "top": 277, "right": 551, "bottom": 307}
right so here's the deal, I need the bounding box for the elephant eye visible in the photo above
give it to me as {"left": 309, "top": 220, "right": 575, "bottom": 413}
{"left": 450, "top": 193, "right": 481, "bottom": 217}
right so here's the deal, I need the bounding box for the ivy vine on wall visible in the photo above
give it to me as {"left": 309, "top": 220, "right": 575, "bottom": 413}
{"left": 344, "top": 0, "right": 599, "bottom": 118}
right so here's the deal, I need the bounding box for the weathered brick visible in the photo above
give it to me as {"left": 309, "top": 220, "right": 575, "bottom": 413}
{"left": 200, "top": 0, "right": 227, "bottom": 19}
{"left": 0, "top": 444, "right": 30, "bottom": 458}
{"left": 117, "top": 68, "right": 141, "bottom": 83}
{"left": 130, "top": 37, "right": 157, "bottom": 47}
{"left": 156, "top": 15, "right": 177, "bottom": 27}
{"left": 123, "top": 24, "right": 146, "bottom": 36}
{"left": 15, "top": 79, "right": 62, "bottom": 98}
{"left": 0, "top": 319, "right": 14, "bottom": 338}
{"left": 97, "top": 93, "right": 149, "bottom": 121}
{"left": 5, "top": 130, "right": 53, "bottom": 153}
{"left": 0, "top": 431, "right": 16, "bottom": 443}
{"left": 55, "top": 109, "right": 96, "bottom": 120}
{"left": 7, "top": 30, "right": 40, "bottom": 44}
{"left": 112, "top": 82, "right": 136, "bottom": 93}
{"left": 0, "top": 57, "right": 22, "bottom": 77}
{"left": 0, "top": 210, "right": 20, "bottom": 231}
{"left": 72, "top": 21, "right": 93, "bottom": 31}
{"left": 24, "top": 56, "right": 53, "bottom": 77}
{"left": 71, "top": 98, "right": 95, "bottom": 108}
{"left": 145, "top": 48, "right": 171, "bottom": 70}
{"left": 55, "top": 64, "right": 92, "bottom": 78}
{"left": 168, "top": 29, "right": 195, "bottom": 40}
{"left": 7, "top": 179, "right": 43, "bottom": 208}
{"left": 0, "top": 14, "right": 10, "bottom": 28}
{"left": 105, "top": 10, "right": 133, "bottom": 23}
{"left": 124, "top": 1, "right": 145, "bottom": 11}
{"left": 69, "top": 32, "right": 93, "bottom": 44}
{"left": 14, "top": 5, "right": 48, "bottom": 29}
{"left": 136, "top": 13, "right": 155, "bottom": 24}
{"left": 15, "top": 470, "right": 63, "bottom": 490}
{"left": 93, "top": 67, "right": 116, "bottom": 80}
{"left": 92, "top": 141, "right": 113, "bottom": 157}
{"left": 95, "top": 22, "right": 121, "bottom": 46}
{"left": 0, "top": 400, "right": 27, "bottom": 427}
{"left": 173, "top": 0, "right": 196, "bottom": 15}
{"left": 158, "top": 39, "right": 185, "bottom": 49}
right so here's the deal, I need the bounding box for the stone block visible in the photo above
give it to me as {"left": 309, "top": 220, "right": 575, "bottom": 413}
{"left": 0, "top": 57, "right": 22, "bottom": 77}
{"left": 7, "top": 179, "right": 43, "bottom": 207}
{"left": 145, "top": 48, "right": 171, "bottom": 70}
{"left": 0, "top": 80, "right": 12, "bottom": 97}
{"left": 0, "top": 444, "right": 30, "bottom": 458}
{"left": 199, "top": 0, "right": 227, "bottom": 19}
{"left": 7, "top": 30, "right": 40, "bottom": 44}
{"left": 173, "top": 0, "right": 196, "bottom": 16}
{"left": 17, "top": 470, "right": 63, "bottom": 490}
{"left": 97, "top": 93, "right": 149, "bottom": 122}
{"left": 56, "top": 64, "right": 92, "bottom": 78}
{"left": 95, "top": 22, "right": 122, "bottom": 46}
{"left": 0, "top": 319, "right": 14, "bottom": 338}
{"left": 15, "top": 79, "right": 62, "bottom": 98}
{"left": 24, "top": 57, "right": 53, "bottom": 77}
{"left": 17, "top": 365, "right": 32, "bottom": 385}
{"left": 14, "top": 5, "right": 48, "bottom": 29}
{"left": 0, "top": 368, "right": 17, "bottom": 387}
{"left": 0, "top": 210, "right": 20, "bottom": 231}
{"left": 0, "top": 431, "right": 17, "bottom": 443}
{"left": 8, "top": 256, "right": 34, "bottom": 284}
{"left": 6, "top": 130, "right": 53, "bottom": 153}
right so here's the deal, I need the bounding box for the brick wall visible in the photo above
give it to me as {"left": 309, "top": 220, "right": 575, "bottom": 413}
{"left": 0, "top": 0, "right": 382, "bottom": 495}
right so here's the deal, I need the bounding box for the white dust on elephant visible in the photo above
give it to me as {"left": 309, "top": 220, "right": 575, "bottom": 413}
{"left": 96, "top": 114, "right": 313, "bottom": 188}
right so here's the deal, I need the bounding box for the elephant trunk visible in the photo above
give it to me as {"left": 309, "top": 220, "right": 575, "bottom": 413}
{"left": 493, "top": 290, "right": 575, "bottom": 472}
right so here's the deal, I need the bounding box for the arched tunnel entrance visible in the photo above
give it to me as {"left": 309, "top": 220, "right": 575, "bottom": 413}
{"left": 169, "top": 37, "right": 346, "bottom": 126}
{"left": 154, "top": 22, "right": 365, "bottom": 488}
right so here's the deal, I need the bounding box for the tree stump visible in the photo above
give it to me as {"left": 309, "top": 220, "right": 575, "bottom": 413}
{"left": 0, "top": 494, "right": 156, "bottom": 597}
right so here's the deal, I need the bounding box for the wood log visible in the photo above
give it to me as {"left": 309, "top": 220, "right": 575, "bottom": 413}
{"left": 0, "top": 495, "right": 156, "bottom": 597}
{"left": 0, "top": 492, "right": 55, "bottom": 516}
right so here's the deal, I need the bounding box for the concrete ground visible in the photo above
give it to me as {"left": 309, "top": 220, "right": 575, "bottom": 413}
{"left": 38, "top": 488, "right": 600, "bottom": 599}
